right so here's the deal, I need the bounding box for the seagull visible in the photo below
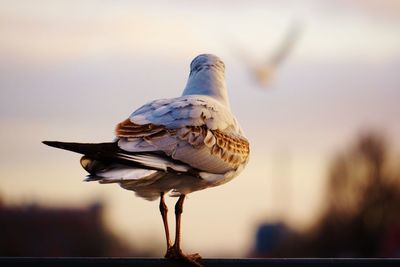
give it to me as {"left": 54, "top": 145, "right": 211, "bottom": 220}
{"left": 43, "top": 54, "right": 250, "bottom": 266}
{"left": 232, "top": 21, "right": 302, "bottom": 88}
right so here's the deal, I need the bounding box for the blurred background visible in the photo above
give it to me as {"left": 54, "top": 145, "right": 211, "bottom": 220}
{"left": 1, "top": 0, "right": 400, "bottom": 258}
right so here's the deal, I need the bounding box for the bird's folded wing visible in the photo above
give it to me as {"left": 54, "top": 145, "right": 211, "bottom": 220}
{"left": 128, "top": 95, "right": 238, "bottom": 130}
{"left": 43, "top": 141, "right": 194, "bottom": 174}
{"left": 115, "top": 96, "right": 250, "bottom": 174}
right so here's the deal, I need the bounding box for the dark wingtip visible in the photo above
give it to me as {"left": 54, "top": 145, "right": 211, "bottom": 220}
{"left": 42, "top": 141, "right": 71, "bottom": 150}
{"left": 41, "top": 141, "right": 117, "bottom": 155}
{"left": 42, "top": 141, "right": 60, "bottom": 148}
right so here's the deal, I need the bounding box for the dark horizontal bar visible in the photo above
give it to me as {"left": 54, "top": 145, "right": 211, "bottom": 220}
{"left": 1, "top": 257, "right": 400, "bottom": 267}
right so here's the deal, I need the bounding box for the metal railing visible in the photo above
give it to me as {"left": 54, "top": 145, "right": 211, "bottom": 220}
{"left": 1, "top": 258, "right": 400, "bottom": 267}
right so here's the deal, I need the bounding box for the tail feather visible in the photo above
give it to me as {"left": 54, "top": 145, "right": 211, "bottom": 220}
{"left": 84, "top": 174, "right": 102, "bottom": 182}
{"left": 42, "top": 140, "right": 198, "bottom": 175}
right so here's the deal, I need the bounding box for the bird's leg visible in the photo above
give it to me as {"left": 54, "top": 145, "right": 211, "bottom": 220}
{"left": 165, "top": 194, "right": 202, "bottom": 266}
{"left": 173, "top": 194, "right": 185, "bottom": 254}
{"left": 159, "top": 192, "right": 172, "bottom": 255}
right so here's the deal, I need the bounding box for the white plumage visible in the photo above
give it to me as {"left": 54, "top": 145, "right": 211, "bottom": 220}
{"left": 104, "top": 54, "right": 250, "bottom": 200}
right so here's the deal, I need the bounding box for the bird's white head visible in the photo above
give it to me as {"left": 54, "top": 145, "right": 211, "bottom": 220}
{"left": 182, "top": 54, "right": 230, "bottom": 108}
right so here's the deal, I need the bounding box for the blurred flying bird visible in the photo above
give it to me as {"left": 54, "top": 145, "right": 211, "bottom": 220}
{"left": 43, "top": 54, "right": 250, "bottom": 266}
{"left": 233, "top": 22, "right": 303, "bottom": 88}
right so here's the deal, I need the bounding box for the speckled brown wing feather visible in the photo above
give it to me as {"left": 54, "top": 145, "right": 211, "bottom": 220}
{"left": 115, "top": 118, "right": 249, "bottom": 171}
{"left": 116, "top": 118, "right": 166, "bottom": 138}
{"left": 209, "top": 129, "right": 250, "bottom": 166}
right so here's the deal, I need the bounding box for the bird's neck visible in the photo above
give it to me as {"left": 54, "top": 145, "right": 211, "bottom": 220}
{"left": 182, "top": 70, "right": 230, "bottom": 108}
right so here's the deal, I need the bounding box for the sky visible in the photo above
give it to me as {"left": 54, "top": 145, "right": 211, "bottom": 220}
{"left": 1, "top": 0, "right": 400, "bottom": 257}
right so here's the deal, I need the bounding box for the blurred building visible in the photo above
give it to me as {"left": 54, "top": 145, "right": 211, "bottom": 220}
{"left": 0, "top": 201, "right": 136, "bottom": 256}
{"left": 251, "top": 222, "right": 297, "bottom": 257}
{"left": 251, "top": 132, "right": 400, "bottom": 257}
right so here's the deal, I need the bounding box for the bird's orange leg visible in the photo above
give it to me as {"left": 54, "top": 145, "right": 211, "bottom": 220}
{"left": 173, "top": 194, "right": 185, "bottom": 254}
{"left": 159, "top": 192, "right": 172, "bottom": 253}
{"left": 165, "top": 194, "right": 202, "bottom": 266}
